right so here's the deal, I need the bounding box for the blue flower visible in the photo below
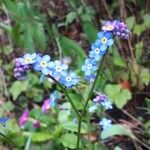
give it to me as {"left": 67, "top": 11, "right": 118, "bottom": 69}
{"left": 99, "top": 118, "right": 112, "bottom": 130}
{"left": 82, "top": 58, "right": 98, "bottom": 76}
{"left": 95, "top": 31, "right": 114, "bottom": 53}
{"left": 93, "top": 93, "right": 113, "bottom": 110}
{"left": 50, "top": 60, "right": 68, "bottom": 79}
{"left": 89, "top": 44, "right": 102, "bottom": 61}
{"left": 88, "top": 105, "right": 98, "bottom": 113}
{"left": 49, "top": 90, "right": 61, "bottom": 107}
{"left": 85, "top": 73, "right": 96, "bottom": 83}
{"left": 33, "top": 54, "right": 52, "bottom": 75}
{"left": 101, "top": 100, "right": 113, "bottom": 110}
{"left": 60, "top": 71, "right": 80, "bottom": 88}
{"left": 19, "top": 53, "right": 37, "bottom": 65}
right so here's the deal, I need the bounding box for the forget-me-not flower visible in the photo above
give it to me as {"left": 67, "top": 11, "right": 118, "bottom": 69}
{"left": 89, "top": 44, "right": 102, "bottom": 61}
{"left": 33, "top": 54, "right": 52, "bottom": 75}
{"left": 49, "top": 60, "right": 68, "bottom": 79}
{"left": 19, "top": 53, "right": 37, "bottom": 65}
{"left": 60, "top": 71, "right": 79, "bottom": 88}
{"left": 102, "top": 21, "right": 116, "bottom": 31}
{"left": 82, "top": 58, "right": 98, "bottom": 76}
{"left": 95, "top": 31, "right": 114, "bottom": 53}
{"left": 99, "top": 118, "right": 112, "bottom": 130}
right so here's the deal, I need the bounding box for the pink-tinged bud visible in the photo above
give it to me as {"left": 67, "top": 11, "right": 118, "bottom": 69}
{"left": 41, "top": 99, "right": 50, "bottom": 113}
{"left": 33, "top": 120, "right": 41, "bottom": 129}
{"left": 19, "top": 109, "right": 29, "bottom": 126}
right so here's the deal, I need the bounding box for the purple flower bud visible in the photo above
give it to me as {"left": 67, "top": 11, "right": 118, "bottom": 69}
{"left": 41, "top": 99, "right": 51, "bottom": 113}
{"left": 19, "top": 109, "right": 29, "bottom": 126}
{"left": 33, "top": 120, "right": 41, "bottom": 129}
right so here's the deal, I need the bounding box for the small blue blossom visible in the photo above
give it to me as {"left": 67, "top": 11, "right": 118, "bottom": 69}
{"left": 33, "top": 54, "right": 52, "bottom": 75}
{"left": 49, "top": 60, "right": 68, "bottom": 79}
{"left": 82, "top": 58, "right": 98, "bottom": 76}
{"left": 93, "top": 93, "right": 113, "bottom": 110}
{"left": 95, "top": 31, "right": 114, "bottom": 53}
{"left": 88, "top": 105, "right": 98, "bottom": 113}
{"left": 19, "top": 53, "right": 37, "bottom": 65}
{"left": 101, "top": 100, "right": 113, "bottom": 110}
{"left": 99, "top": 118, "right": 112, "bottom": 130}
{"left": 85, "top": 74, "right": 96, "bottom": 83}
{"left": 89, "top": 44, "right": 102, "bottom": 61}
{"left": 60, "top": 71, "right": 80, "bottom": 88}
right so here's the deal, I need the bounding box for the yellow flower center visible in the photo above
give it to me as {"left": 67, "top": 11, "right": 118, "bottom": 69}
{"left": 101, "top": 37, "right": 107, "bottom": 44}
{"left": 25, "top": 58, "right": 32, "bottom": 63}
{"left": 40, "top": 61, "right": 47, "bottom": 67}
{"left": 107, "top": 25, "right": 113, "bottom": 30}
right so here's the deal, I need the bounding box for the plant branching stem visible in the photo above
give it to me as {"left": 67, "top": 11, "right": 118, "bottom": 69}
{"left": 82, "top": 53, "right": 106, "bottom": 114}
{"left": 76, "top": 53, "right": 107, "bottom": 149}
{"left": 48, "top": 75, "right": 81, "bottom": 117}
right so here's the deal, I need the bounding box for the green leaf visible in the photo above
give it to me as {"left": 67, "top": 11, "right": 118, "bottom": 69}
{"left": 140, "top": 68, "right": 150, "bottom": 86}
{"left": 33, "top": 23, "right": 46, "bottom": 49}
{"left": 125, "top": 16, "right": 135, "bottom": 30}
{"left": 58, "top": 102, "right": 71, "bottom": 123}
{"left": 133, "top": 24, "right": 145, "bottom": 36}
{"left": 68, "top": 93, "right": 83, "bottom": 109}
{"left": 62, "top": 121, "right": 88, "bottom": 134}
{"left": 66, "top": 12, "right": 77, "bottom": 25}
{"left": 24, "top": 132, "right": 52, "bottom": 142}
{"left": 60, "top": 133, "right": 78, "bottom": 149}
{"left": 101, "top": 124, "right": 131, "bottom": 139}
{"left": 135, "top": 41, "right": 143, "bottom": 63}
{"left": 143, "top": 13, "right": 150, "bottom": 28}
{"left": 105, "top": 84, "right": 132, "bottom": 108}
{"left": 114, "top": 56, "right": 126, "bottom": 68}
{"left": 59, "top": 35, "right": 86, "bottom": 67}
{"left": 82, "top": 21, "right": 97, "bottom": 43}
{"left": 9, "top": 80, "right": 29, "bottom": 100}
{"left": 145, "top": 98, "right": 150, "bottom": 112}
{"left": 2, "top": 101, "right": 14, "bottom": 112}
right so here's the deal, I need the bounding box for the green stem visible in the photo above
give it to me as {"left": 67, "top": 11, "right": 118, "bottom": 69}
{"left": 86, "top": 111, "right": 92, "bottom": 150}
{"left": 76, "top": 53, "right": 107, "bottom": 149}
{"left": 48, "top": 75, "right": 81, "bottom": 117}
{"left": 77, "top": 116, "right": 82, "bottom": 150}
{"left": 82, "top": 53, "right": 107, "bottom": 114}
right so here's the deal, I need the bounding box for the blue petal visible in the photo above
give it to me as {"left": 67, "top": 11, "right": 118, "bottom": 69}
{"left": 100, "top": 45, "right": 107, "bottom": 51}
{"left": 24, "top": 53, "right": 31, "bottom": 59}
{"left": 105, "top": 31, "right": 112, "bottom": 39}
{"left": 107, "top": 39, "right": 114, "bottom": 46}
{"left": 42, "top": 68, "right": 49, "bottom": 75}
{"left": 97, "top": 32, "right": 104, "bottom": 39}
{"left": 43, "top": 55, "right": 50, "bottom": 62}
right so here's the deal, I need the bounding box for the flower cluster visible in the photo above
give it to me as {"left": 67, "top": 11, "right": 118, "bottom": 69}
{"left": 93, "top": 93, "right": 113, "bottom": 110}
{"left": 14, "top": 53, "right": 79, "bottom": 88}
{"left": 102, "top": 20, "right": 130, "bottom": 39}
{"left": 82, "top": 20, "right": 129, "bottom": 81}
{"left": 82, "top": 30, "right": 114, "bottom": 81}
{"left": 42, "top": 91, "right": 61, "bottom": 113}
{"left": 14, "top": 58, "right": 30, "bottom": 80}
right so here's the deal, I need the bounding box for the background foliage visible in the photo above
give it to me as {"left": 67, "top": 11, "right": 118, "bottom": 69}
{"left": 0, "top": 0, "right": 150, "bottom": 149}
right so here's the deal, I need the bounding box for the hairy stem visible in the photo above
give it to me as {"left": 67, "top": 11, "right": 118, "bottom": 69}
{"left": 82, "top": 53, "right": 106, "bottom": 114}
{"left": 76, "top": 53, "right": 107, "bottom": 149}
{"left": 77, "top": 116, "right": 82, "bottom": 149}
{"left": 48, "top": 75, "right": 81, "bottom": 117}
